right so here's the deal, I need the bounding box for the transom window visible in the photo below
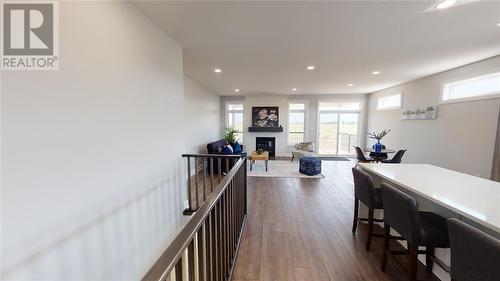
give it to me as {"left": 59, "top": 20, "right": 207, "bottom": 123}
{"left": 377, "top": 94, "right": 402, "bottom": 111}
{"left": 318, "top": 101, "right": 361, "bottom": 111}
{"left": 227, "top": 103, "right": 244, "bottom": 143}
{"left": 442, "top": 72, "right": 500, "bottom": 103}
{"left": 288, "top": 102, "right": 306, "bottom": 144}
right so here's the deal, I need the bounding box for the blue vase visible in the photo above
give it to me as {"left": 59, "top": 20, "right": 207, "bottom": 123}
{"left": 375, "top": 142, "right": 382, "bottom": 153}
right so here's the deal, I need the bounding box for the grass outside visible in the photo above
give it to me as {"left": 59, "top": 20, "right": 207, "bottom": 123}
{"left": 319, "top": 123, "right": 357, "bottom": 155}
{"left": 288, "top": 122, "right": 358, "bottom": 155}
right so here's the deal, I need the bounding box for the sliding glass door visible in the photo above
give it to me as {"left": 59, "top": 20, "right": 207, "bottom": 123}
{"left": 318, "top": 113, "right": 339, "bottom": 155}
{"left": 317, "top": 101, "right": 361, "bottom": 156}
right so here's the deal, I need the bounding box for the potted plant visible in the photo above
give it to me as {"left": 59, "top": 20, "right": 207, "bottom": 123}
{"left": 367, "top": 129, "right": 391, "bottom": 152}
{"left": 225, "top": 127, "right": 240, "bottom": 145}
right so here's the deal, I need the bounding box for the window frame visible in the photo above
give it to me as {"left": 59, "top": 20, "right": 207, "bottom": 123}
{"left": 316, "top": 99, "right": 364, "bottom": 157}
{"left": 376, "top": 92, "right": 403, "bottom": 111}
{"left": 440, "top": 71, "right": 500, "bottom": 104}
{"left": 287, "top": 101, "right": 307, "bottom": 145}
{"left": 226, "top": 102, "right": 244, "bottom": 143}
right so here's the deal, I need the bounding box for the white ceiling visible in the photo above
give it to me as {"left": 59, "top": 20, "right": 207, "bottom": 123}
{"left": 132, "top": 1, "right": 500, "bottom": 96}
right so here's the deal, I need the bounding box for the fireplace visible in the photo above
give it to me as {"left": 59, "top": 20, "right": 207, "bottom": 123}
{"left": 256, "top": 137, "right": 276, "bottom": 157}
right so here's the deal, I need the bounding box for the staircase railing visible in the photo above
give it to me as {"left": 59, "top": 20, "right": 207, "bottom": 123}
{"left": 182, "top": 154, "right": 243, "bottom": 215}
{"left": 142, "top": 156, "right": 247, "bottom": 281}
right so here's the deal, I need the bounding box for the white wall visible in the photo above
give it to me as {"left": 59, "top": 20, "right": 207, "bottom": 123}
{"left": 1, "top": 2, "right": 189, "bottom": 280}
{"left": 221, "top": 94, "right": 368, "bottom": 156}
{"left": 241, "top": 95, "right": 291, "bottom": 156}
{"left": 184, "top": 76, "right": 222, "bottom": 154}
{"left": 367, "top": 56, "right": 500, "bottom": 178}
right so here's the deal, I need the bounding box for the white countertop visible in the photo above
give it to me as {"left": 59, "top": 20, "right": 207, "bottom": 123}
{"left": 358, "top": 163, "right": 500, "bottom": 234}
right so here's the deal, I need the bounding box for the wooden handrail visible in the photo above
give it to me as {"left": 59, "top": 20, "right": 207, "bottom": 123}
{"left": 142, "top": 157, "right": 247, "bottom": 281}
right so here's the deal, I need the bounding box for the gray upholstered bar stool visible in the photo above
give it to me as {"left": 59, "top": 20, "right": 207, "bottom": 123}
{"left": 380, "top": 183, "right": 450, "bottom": 281}
{"left": 447, "top": 218, "right": 500, "bottom": 281}
{"left": 351, "top": 167, "right": 384, "bottom": 251}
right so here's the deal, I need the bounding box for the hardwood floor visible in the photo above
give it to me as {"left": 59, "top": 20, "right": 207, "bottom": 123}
{"left": 232, "top": 159, "right": 440, "bottom": 281}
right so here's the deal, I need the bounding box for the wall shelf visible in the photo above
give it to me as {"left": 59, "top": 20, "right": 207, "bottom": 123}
{"left": 248, "top": 127, "right": 283, "bottom": 132}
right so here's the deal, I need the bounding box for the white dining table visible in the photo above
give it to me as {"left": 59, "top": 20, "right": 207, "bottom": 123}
{"left": 358, "top": 163, "right": 500, "bottom": 237}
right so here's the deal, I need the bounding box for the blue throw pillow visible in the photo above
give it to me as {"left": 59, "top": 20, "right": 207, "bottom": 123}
{"left": 232, "top": 142, "right": 242, "bottom": 153}
{"left": 221, "top": 145, "right": 233, "bottom": 154}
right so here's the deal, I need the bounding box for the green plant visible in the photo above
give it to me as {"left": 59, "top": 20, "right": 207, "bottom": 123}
{"left": 225, "top": 127, "right": 240, "bottom": 144}
{"left": 367, "top": 129, "right": 391, "bottom": 142}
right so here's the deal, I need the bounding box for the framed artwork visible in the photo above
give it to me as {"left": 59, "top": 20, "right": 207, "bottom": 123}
{"left": 252, "top": 106, "right": 279, "bottom": 127}
{"left": 401, "top": 106, "right": 438, "bottom": 120}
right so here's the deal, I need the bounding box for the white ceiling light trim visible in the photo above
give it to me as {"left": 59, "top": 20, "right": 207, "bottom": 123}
{"left": 347, "top": 84, "right": 353, "bottom": 87}
{"left": 291, "top": 88, "right": 297, "bottom": 91}
{"left": 214, "top": 68, "right": 222, "bottom": 73}
{"left": 372, "top": 71, "right": 381, "bottom": 75}
{"left": 437, "top": 0, "right": 456, "bottom": 10}
{"left": 306, "top": 65, "right": 315, "bottom": 70}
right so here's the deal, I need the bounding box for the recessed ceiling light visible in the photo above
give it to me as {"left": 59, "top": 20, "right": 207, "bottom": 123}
{"left": 497, "top": 23, "right": 500, "bottom": 27}
{"left": 436, "top": 0, "right": 456, "bottom": 10}
{"left": 306, "top": 65, "right": 315, "bottom": 70}
{"left": 214, "top": 68, "right": 222, "bottom": 73}
{"left": 234, "top": 89, "right": 240, "bottom": 92}
{"left": 292, "top": 88, "right": 297, "bottom": 91}
{"left": 372, "top": 71, "right": 381, "bottom": 75}
{"left": 347, "top": 84, "right": 353, "bottom": 87}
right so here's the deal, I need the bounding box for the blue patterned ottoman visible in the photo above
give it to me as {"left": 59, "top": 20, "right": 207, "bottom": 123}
{"left": 299, "top": 156, "right": 322, "bottom": 176}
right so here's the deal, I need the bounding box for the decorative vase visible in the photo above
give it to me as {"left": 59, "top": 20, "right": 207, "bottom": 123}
{"left": 374, "top": 142, "right": 382, "bottom": 153}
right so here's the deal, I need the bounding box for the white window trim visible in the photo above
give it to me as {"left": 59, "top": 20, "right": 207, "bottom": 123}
{"left": 439, "top": 71, "right": 500, "bottom": 105}
{"left": 317, "top": 98, "right": 363, "bottom": 114}
{"left": 376, "top": 92, "right": 403, "bottom": 111}
{"left": 225, "top": 101, "right": 244, "bottom": 143}
{"left": 316, "top": 98, "right": 365, "bottom": 156}
{"left": 287, "top": 100, "right": 308, "bottom": 145}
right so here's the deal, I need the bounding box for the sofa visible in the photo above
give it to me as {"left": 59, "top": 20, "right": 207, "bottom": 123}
{"left": 207, "top": 139, "right": 246, "bottom": 173}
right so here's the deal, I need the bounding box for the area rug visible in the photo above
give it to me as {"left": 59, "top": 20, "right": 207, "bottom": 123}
{"left": 247, "top": 160, "right": 325, "bottom": 179}
{"left": 320, "top": 157, "right": 351, "bottom": 161}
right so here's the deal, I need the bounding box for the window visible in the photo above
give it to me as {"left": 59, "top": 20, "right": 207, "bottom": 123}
{"left": 318, "top": 101, "right": 361, "bottom": 111}
{"left": 442, "top": 72, "right": 500, "bottom": 103}
{"left": 288, "top": 102, "right": 306, "bottom": 144}
{"left": 227, "top": 103, "right": 244, "bottom": 142}
{"left": 377, "top": 94, "right": 402, "bottom": 110}
{"left": 317, "top": 100, "right": 362, "bottom": 156}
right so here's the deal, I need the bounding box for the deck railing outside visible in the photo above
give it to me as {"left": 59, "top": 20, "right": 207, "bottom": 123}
{"left": 142, "top": 156, "right": 247, "bottom": 281}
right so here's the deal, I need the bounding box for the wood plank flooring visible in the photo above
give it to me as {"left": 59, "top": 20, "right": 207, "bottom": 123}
{"left": 232, "top": 160, "right": 440, "bottom": 281}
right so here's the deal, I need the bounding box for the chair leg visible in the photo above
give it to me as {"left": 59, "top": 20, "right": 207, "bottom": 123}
{"left": 291, "top": 155, "right": 295, "bottom": 162}
{"left": 381, "top": 222, "right": 390, "bottom": 271}
{"left": 408, "top": 243, "right": 418, "bottom": 281}
{"left": 426, "top": 246, "right": 434, "bottom": 272}
{"left": 352, "top": 198, "right": 359, "bottom": 234}
{"left": 365, "top": 208, "right": 374, "bottom": 251}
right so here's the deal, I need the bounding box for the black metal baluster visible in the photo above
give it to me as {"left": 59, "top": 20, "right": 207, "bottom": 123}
{"left": 175, "top": 257, "right": 183, "bottom": 281}
{"left": 198, "top": 225, "right": 205, "bottom": 281}
{"left": 205, "top": 215, "right": 212, "bottom": 281}
{"left": 202, "top": 157, "right": 207, "bottom": 202}
{"left": 210, "top": 157, "right": 214, "bottom": 192}
{"left": 185, "top": 157, "right": 192, "bottom": 215}
{"left": 218, "top": 158, "right": 222, "bottom": 182}
{"left": 188, "top": 240, "right": 195, "bottom": 281}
